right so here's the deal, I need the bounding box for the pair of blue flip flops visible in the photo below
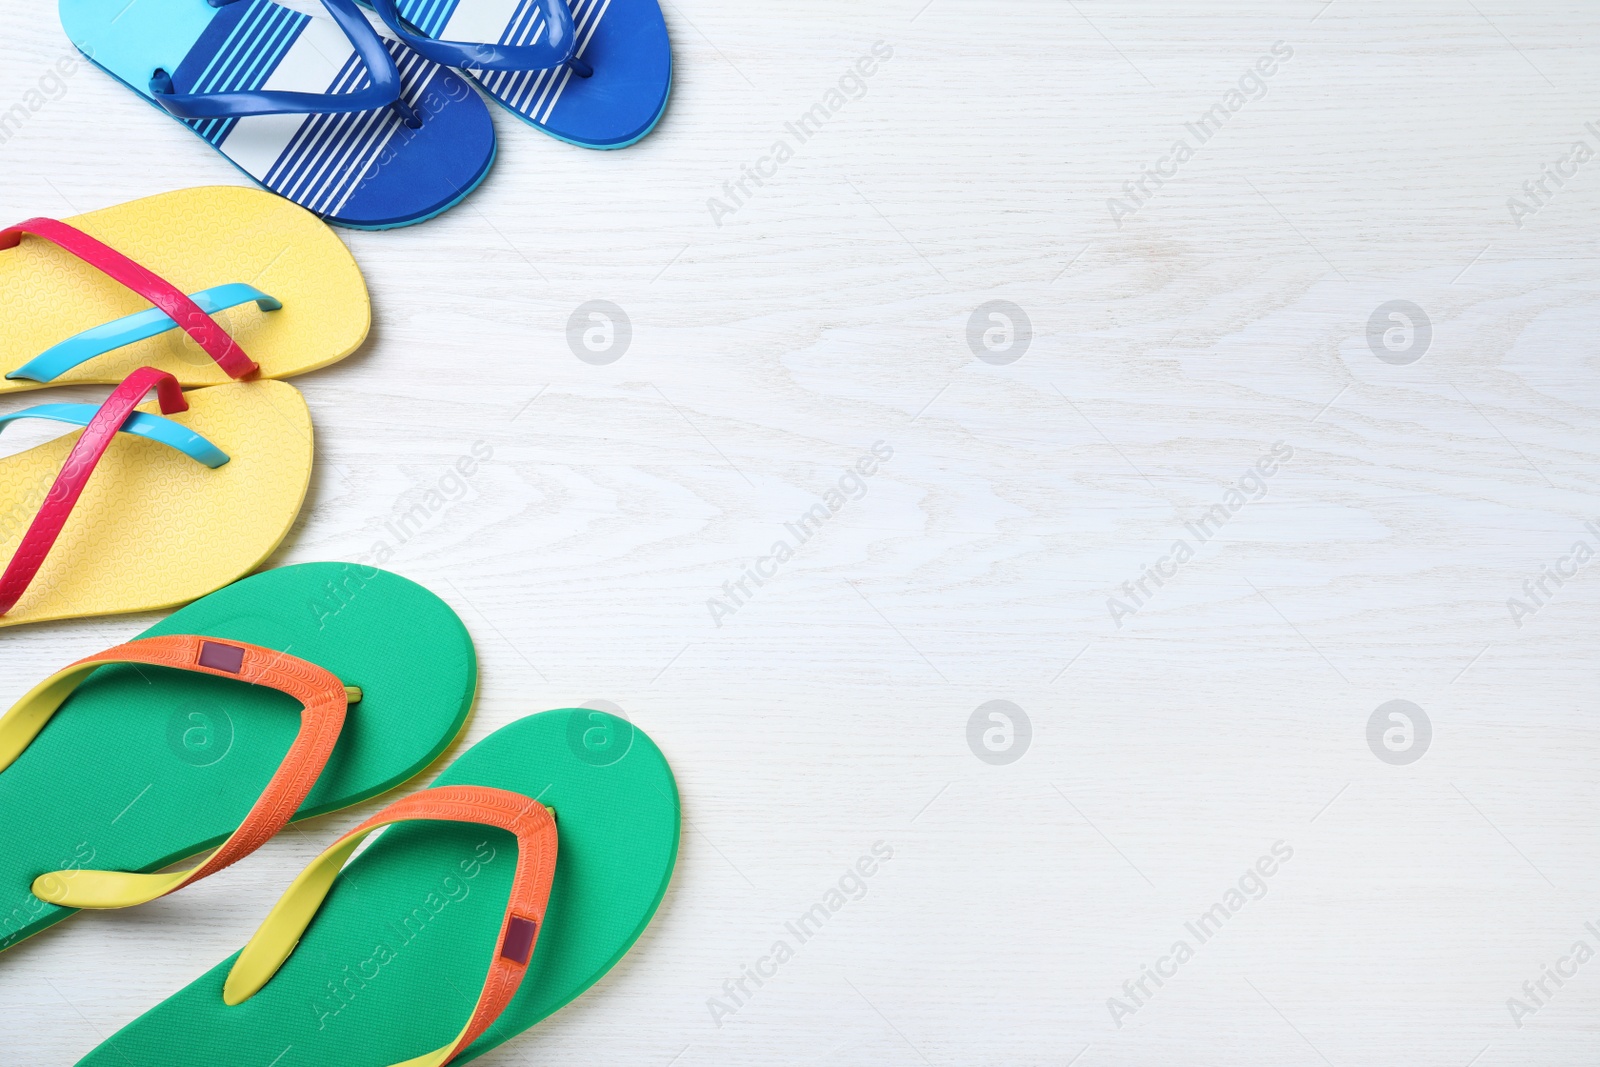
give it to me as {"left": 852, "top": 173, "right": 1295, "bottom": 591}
{"left": 61, "top": 0, "right": 672, "bottom": 229}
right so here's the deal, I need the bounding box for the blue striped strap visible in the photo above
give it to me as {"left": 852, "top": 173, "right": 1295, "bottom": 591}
{"left": 369, "top": 0, "right": 587, "bottom": 74}
{"left": 150, "top": 0, "right": 412, "bottom": 121}
{"left": 0, "top": 404, "right": 231, "bottom": 469}
{"left": 7, "top": 284, "right": 281, "bottom": 385}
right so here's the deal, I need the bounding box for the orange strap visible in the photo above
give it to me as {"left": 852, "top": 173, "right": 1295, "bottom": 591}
{"left": 0, "top": 635, "right": 350, "bottom": 907}
{"left": 224, "top": 785, "right": 558, "bottom": 1066}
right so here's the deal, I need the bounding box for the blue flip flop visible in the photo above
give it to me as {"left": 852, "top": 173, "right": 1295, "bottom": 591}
{"left": 60, "top": 0, "right": 498, "bottom": 229}
{"left": 365, "top": 0, "right": 671, "bottom": 149}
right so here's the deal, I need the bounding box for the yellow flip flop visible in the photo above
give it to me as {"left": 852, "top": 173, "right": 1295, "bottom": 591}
{"left": 0, "top": 369, "right": 312, "bottom": 628}
{"left": 0, "top": 186, "right": 368, "bottom": 396}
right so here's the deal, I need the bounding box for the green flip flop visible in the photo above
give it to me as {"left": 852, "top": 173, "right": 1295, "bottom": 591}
{"left": 75, "top": 709, "right": 679, "bottom": 1066}
{"left": 0, "top": 562, "right": 476, "bottom": 955}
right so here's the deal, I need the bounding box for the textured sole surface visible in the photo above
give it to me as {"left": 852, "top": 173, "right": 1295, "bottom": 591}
{"left": 0, "top": 186, "right": 369, "bottom": 394}
{"left": 0, "top": 562, "right": 478, "bottom": 955}
{"left": 0, "top": 379, "right": 313, "bottom": 627}
{"left": 61, "top": 0, "right": 499, "bottom": 229}
{"left": 77, "top": 709, "right": 678, "bottom": 1066}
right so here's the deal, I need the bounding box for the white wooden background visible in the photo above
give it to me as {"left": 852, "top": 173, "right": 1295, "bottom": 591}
{"left": 3, "top": 1, "right": 1600, "bottom": 1064}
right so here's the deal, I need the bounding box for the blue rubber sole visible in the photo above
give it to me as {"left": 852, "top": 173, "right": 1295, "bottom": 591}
{"left": 69, "top": 38, "right": 495, "bottom": 229}
{"left": 355, "top": 0, "right": 672, "bottom": 151}
{"left": 494, "top": 66, "right": 671, "bottom": 150}
{"left": 334, "top": 138, "right": 497, "bottom": 230}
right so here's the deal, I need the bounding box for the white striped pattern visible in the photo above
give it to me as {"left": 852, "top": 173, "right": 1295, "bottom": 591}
{"left": 395, "top": 0, "right": 463, "bottom": 38}
{"left": 178, "top": 1, "right": 448, "bottom": 219}
{"left": 260, "top": 40, "right": 442, "bottom": 218}
{"left": 465, "top": 0, "right": 612, "bottom": 124}
{"left": 183, "top": 0, "right": 308, "bottom": 146}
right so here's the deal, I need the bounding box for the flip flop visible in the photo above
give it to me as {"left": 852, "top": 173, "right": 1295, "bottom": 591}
{"left": 364, "top": 0, "right": 672, "bottom": 148}
{"left": 60, "top": 0, "right": 498, "bottom": 228}
{"left": 0, "top": 368, "right": 312, "bottom": 627}
{"left": 75, "top": 708, "right": 678, "bottom": 1066}
{"left": 0, "top": 562, "right": 477, "bottom": 956}
{"left": 0, "top": 187, "right": 368, "bottom": 396}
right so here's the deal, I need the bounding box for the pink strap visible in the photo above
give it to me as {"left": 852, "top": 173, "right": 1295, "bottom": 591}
{"left": 0, "top": 368, "right": 188, "bottom": 617}
{"left": 0, "top": 218, "right": 259, "bottom": 380}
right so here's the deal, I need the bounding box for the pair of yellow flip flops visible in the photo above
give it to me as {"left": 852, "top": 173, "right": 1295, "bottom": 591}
{"left": 0, "top": 186, "right": 368, "bottom": 627}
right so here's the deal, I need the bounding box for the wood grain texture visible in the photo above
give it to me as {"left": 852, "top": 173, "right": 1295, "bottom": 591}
{"left": 3, "top": 1, "right": 1600, "bottom": 1064}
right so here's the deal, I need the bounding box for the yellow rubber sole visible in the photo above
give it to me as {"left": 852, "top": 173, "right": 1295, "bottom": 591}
{"left": 0, "top": 186, "right": 368, "bottom": 395}
{"left": 0, "top": 379, "right": 313, "bottom": 628}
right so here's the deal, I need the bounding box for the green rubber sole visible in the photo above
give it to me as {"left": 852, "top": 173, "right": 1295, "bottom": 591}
{"left": 77, "top": 709, "right": 679, "bottom": 1065}
{"left": 0, "top": 562, "right": 477, "bottom": 956}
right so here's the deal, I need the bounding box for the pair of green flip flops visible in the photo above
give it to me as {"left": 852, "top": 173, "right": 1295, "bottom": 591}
{"left": 0, "top": 562, "right": 679, "bottom": 1066}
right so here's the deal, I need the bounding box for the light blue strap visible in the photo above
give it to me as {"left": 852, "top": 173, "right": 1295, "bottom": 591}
{"left": 7, "top": 283, "right": 281, "bottom": 385}
{"left": 0, "top": 404, "right": 230, "bottom": 468}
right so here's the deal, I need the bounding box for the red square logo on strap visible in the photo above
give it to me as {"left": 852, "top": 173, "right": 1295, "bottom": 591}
{"left": 501, "top": 916, "right": 539, "bottom": 966}
{"left": 198, "top": 641, "right": 245, "bottom": 674}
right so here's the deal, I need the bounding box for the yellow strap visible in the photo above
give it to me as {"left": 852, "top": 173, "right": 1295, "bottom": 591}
{"left": 224, "top": 828, "right": 373, "bottom": 1005}
{"left": 3, "top": 656, "right": 362, "bottom": 912}
{"left": 225, "top": 822, "right": 483, "bottom": 1066}
{"left": 224, "top": 802, "right": 553, "bottom": 1067}
{"left": 0, "top": 660, "right": 192, "bottom": 908}
{"left": 387, "top": 1019, "right": 478, "bottom": 1067}
{"left": 0, "top": 661, "right": 104, "bottom": 773}
{"left": 32, "top": 866, "right": 195, "bottom": 909}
